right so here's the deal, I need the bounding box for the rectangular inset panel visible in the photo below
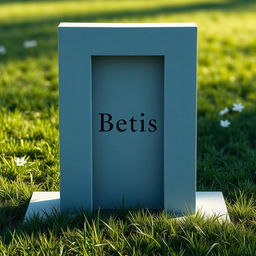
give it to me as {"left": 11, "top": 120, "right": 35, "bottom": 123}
{"left": 92, "top": 56, "right": 164, "bottom": 209}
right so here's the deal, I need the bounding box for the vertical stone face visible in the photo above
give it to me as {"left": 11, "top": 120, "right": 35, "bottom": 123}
{"left": 58, "top": 23, "right": 197, "bottom": 214}
{"left": 92, "top": 56, "right": 164, "bottom": 209}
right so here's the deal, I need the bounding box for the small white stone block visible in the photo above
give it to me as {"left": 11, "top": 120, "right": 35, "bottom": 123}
{"left": 24, "top": 191, "right": 60, "bottom": 220}
{"left": 24, "top": 191, "right": 230, "bottom": 221}
{"left": 196, "top": 192, "right": 230, "bottom": 222}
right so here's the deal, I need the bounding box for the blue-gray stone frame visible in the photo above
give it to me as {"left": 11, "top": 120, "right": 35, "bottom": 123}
{"left": 58, "top": 23, "right": 197, "bottom": 214}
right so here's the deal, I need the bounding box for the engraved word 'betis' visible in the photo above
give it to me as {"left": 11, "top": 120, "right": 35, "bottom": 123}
{"left": 98, "top": 113, "right": 157, "bottom": 132}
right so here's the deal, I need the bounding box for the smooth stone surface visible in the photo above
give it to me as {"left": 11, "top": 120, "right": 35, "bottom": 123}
{"left": 24, "top": 192, "right": 60, "bottom": 220}
{"left": 24, "top": 191, "right": 230, "bottom": 222}
{"left": 59, "top": 23, "right": 197, "bottom": 213}
{"left": 92, "top": 56, "right": 164, "bottom": 210}
{"left": 196, "top": 192, "right": 230, "bottom": 222}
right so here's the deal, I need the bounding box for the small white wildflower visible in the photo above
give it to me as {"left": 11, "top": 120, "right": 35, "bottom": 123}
{"left": 219, "top": 107, "right": 229, "bottom": 116}
{"left": 23, "top": 40, "right": 38, "bottom": 48}
{"left": 220, "top": 120, "right": 231, "bottom": 128}
{"left": 0, "top": 45, "right": 7, "bottom": 55}
{"left": 14, "top": 156, "right": 27, "bottom": 166}
{"left": 232, "top": 103, "right": 244, "bottom": 112}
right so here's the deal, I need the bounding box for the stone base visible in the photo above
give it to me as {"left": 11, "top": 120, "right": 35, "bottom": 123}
{"left": 195, "top": 192, "right": 230, "bottom": 222}
{"left": 24, "top": 191, "right": 230, "bottom": 222}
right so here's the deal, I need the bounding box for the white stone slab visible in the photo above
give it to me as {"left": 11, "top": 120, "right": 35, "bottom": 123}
{"left": 196, "top": 192, "right": 230, "bottom": 222}
{"left": 24, "top": 191, "right": 230, "bottom": 222}
{"left": 24, "top": 191, "right": 60, "bottom": 220}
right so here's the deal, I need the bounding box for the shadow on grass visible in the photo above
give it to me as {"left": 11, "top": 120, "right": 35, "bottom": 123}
{"left": 197, "top": 106, "right": 256, "bottom": 200}
{"left": 0, "top": 208, "right": 166, "bottom": 243}
{"left": 0, "top": 0, "right": 255, "bottom": 63}
{"left": 0, "top": 203, "right": 28, "bottom": 233}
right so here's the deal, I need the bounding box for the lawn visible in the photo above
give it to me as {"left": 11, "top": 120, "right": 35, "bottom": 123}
{"left": 0, "top": 0, "right": 256, "bottom": 255}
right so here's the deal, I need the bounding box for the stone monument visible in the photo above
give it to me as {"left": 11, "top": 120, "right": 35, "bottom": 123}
{"left": 25, "top": 23, "right": 229, "bottom": 221}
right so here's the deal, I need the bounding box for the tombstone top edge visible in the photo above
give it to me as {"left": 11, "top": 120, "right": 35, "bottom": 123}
{"left": 58, "top": 22, "right": 197, "bottom": 28}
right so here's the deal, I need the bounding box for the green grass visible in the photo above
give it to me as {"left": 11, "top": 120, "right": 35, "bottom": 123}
{"left": 0, "top": 0, "right": 256, "bottom": 254}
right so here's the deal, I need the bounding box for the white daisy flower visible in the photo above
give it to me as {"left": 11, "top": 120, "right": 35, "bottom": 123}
{"left": 14, "top": 156, "right": 27, "bottom": 166}
{"left": 232, "top": 103, "right": 244, "bottom": 112}
{"left": 219, "top": 107, "right": 229, "bottom": 116}
{"left": 23, "top": 40, "right": 38, "bottom": 48}
{"left": 0, "top": 45, "right": 7, "bottom": 55}
{"left": 220, "top": 120, "right": 231, "bottom": 128}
